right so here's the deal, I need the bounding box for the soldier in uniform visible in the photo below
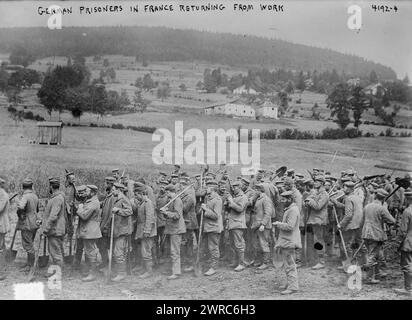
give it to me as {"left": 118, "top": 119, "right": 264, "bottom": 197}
{"left": 273, "top": 190, "right": 301, "bottom": 295}
{"left": 64, "top": 171, "right": 76, "bottom": 245}
{"left": 160, "top": 184, "right": 186, "bottom": 280}
{"left": 97, "top": 177, "right": 116, "bottom": 270}
{"left": 180, "top": 176, "right": 198, "bottom": 273}
{"left": 395, "top": 191, "right": 412, "bottom": 296}
{"left": 304, "top": 176, "right": 329, "bottom": 269}
{"left": 0, "top": 177, "right": 10, "bottom": 281}
{"left": 217, "top": 180, "right": 232, "bottom": 263}
{"left": 241, "top": 177, "right": 257, "bottom": 264}
{"left": 362, "top": 188, "right": 395, "bottom": 284}
{"left": 133, "top": 183, "right": 157, "bottom": 278}
{"left": 16, "top": 178, "right": 41, "bottom": 272}
{"left": 73, "top": 185, "right": 87, "bottom": 271}
{"left": 251, "top": 183, "right": 273, "bottom": 270}
{"left": 75, "top": 185, "right": 102, "bottom": 282}
{"left": 155, "top": 180, "right": 169, "bottom": 265}
{"left": 110, "top": 183, "right": 133, "bottom": 282}
{"left": 226, "top": 180, "right": 248, "bottom": 272}
{"left": 43, "top": 177, "right": 67, "bottom": 272}
{"left": 200, "top": 180, "right": 223, "bottom": 276}
{"left": 336, "top": 181, "right": 364, "bottom": 270}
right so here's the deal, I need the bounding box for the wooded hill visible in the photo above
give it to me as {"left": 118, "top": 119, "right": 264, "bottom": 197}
{"left": 0, "top": 26, "right": 396, "bottom": 79}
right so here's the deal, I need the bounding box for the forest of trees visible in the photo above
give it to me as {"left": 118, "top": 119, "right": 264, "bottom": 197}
{"left": 0, "top": 26, "right": 397, "bottom": 80}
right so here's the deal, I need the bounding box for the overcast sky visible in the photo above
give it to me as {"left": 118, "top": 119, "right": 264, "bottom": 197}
{"left": 0, "top": 0, "right": 410, "bottom": 79}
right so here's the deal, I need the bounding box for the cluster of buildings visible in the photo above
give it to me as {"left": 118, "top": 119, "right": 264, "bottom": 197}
{"left": 204, "top": 100, "right": 278, "bottom": 120}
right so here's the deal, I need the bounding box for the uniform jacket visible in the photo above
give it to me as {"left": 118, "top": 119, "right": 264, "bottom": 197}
{"left": 306, "top": 188, "right": 329, "bottom": 225}
{"left": 181, "top": 187, "right": 198, "bottom": 230}
{"left": 251, "top": 193, "right": 272, "bottom": 230}
{"left": 362, "top": 200, "right": 395, "bottom": 241}
{"left": 76, "top": 195, "right": 102, "bottom": 239}
{"left": 43, "top": 191, "right": 66, "bottom": 237}
{"left": 100, "top": 192, "right": 115, "bottom": 236}
{"left": 340, "top": 193, "right": 364, "bottom": 231}
{"left": 275, "top": 203, "right": 301, "bottom": 249}
{"left": 134, "top": 197, "right": 157, "bottom": 239}
{"left": 16, "top": 189, "right": 40, "bottom": 231}
{"left": 64, "top": 184, "right": 77, "bottom": 215}
{"left": 164, "top": 196, "right": 186, "bottom": 235}
{"left": 398, "top": 205, "right": 412, "bottom": 252}
{"left": 111, "top": 193, "right": 133, "bottom": 237}
{"left": 244, "top": 187, "right": 257, "bottom": 227}
{"left": 156, "top": 192, "right": 168, "bottom": 228}
{"left": 146, "top": 185, "right": 156, "bottom": 205}
{"left": 300, "top": 190, "right": 314, "bottom": 227}
{"left": 227, "top": 191, "right": 248, "bottom": 230}
{"left": 0, "top": 188, "right": 10, "bottom": 234}
{"left": 202, "top": 192, "right": 223, "bottom": 234}
{"left": 263, "top": 182, "right": 278, "bottom": 220}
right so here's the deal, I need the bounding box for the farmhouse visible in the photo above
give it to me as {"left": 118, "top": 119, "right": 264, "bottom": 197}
{"left": 256, "top": 101, "right": 278, "bottom": 119}
{"left": 363, "top": 83, "right": 385, "bottom": 96}
{"left": 233, "top": 85, "right": 258, "bottom": 95}
{"left": 37, "top": 121, "right": 63, "bottom": 145}
{"left": 204, "top": 102, "right": 256, "bottom": 118}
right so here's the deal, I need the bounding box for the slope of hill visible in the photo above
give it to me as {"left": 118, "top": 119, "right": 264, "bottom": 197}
{"left": 0, "top": 26, "right": 396, "bottom": 79}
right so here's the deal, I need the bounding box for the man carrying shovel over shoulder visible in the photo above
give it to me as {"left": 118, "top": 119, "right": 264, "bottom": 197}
{"left": 17, "top": 178, "right": 41, "bottom": 273}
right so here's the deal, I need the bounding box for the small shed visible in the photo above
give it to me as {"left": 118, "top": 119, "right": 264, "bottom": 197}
{"left": 37, "top": 122, "right": 63, "bottom": 145}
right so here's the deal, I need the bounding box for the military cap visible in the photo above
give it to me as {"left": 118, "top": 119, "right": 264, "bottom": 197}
{"left": 159, "top": 180, "right": 169, "bottom": 186}
{"left": 231, "top": 180, "right": 241, "bottom": 187}
{"left": 313, "top": 168, "right": 319, "bottom": 172}
{"left": 112, "top": 168, "right": 120, "bottom": 173}
{"left": 171, "top": 173, "right": 179, "bottom": 178}
{"left": 344, "top": 181, "right": 355, "bottom": 188}
{"left": 314, "top": 176, "right": 325, "bottom": 183}
{"left": 159, "top": 171, "right": 168, "bottom": 177}
{"left": 65, "top": 170, "right": 74, "bottom": 177}
{"left": 303, "top": 178, "right": 313, "bottom": 185}
{"left": 280, "top": 190, "right": 294, "bottom": 198}
{"left": 49, "top": 177, "right": 60, "bottom": 186}
{"left": 206, "top": 180, "right": 218, "bottom": 187}
{"left": 325, "top": 171, "right": 331, "bottom": 175}
{"left": 207, "top": 172, "right": 216, "bottom": 178}
{"left": 236, "top": 176, "right": 242, "bottom": 180}
{"left": 341, "top": 176, "right": 351, "bottom": 182}
{"left": 86, "top": 184, "right": 98, "bottom": 192}
{"left": 180, "top": 172, "right": 189, "bottom": 177}
{"left": 404, "top": 191, "right": 412, "bottom": 198}
{"left": 165, "top": 184, "right": 176, "bottom": 192}
{"left": 345, "top": 169, "right": 355, "bottom": 175}
{"left": 105, "top": 176, "right": 116, "bottom": 182}
{"left": 241, "top": 177, "right": 250, "bottom": 185}
{"left": 287, "top": 168, "right": 295, "bottom": 174}
{"left": 295, "top": 173, "right": 304, "bottom": 179}
{"left": 137, "top": 177, "right": 146, "bottom": 184}
{"left": 275, "top": 180, "right": 284, "bottom": 185}
{"left": 218, "top": 179, "right": 227, "bottom": 185}
{"left": 76, "top": 185, "right": 87, "bottom": 193}
{"left": 174, "top": 164, "right": 181, "bottom": 169}
{"left": 284, "top": 177, "right": 294, "bottom": 186}
{"left": 257, "top": 169, "right": 265, "bottom": 173}
{"left": 22, "top": 178, "right": 33, "bottom": 187}
{"left": 113, "top": 182, "right": 126, "bottom": 190}
{"left": 376, "top": 188, "right": 389, "bottom": 198}
{"left": 194, "top": 174, "right": 201, "bottom": 178}
{"left": 134, "top": 181, "right": 145, "bottom": 188}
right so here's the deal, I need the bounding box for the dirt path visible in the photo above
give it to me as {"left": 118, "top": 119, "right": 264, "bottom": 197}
{"left": 1, "top": 258, "right": 410, "bottom": 300}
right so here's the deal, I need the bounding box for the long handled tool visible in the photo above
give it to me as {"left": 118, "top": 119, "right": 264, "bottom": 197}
{"left": 332, "top": 206, "right": 351, "bottom": 272}
{"left": 194, "top": 208, "right": 205, "bottom": 277}
{"left": 126, "top": 234, "right": 131, "bottom": 275}
{"left": 28, "top": 234, "right": 43, "bottom": 282}
{"left": 106, "top": 212, "right": 115, "bottom": 284}
{"left": 160, "top": 182, "right": 196, "bottom": 211}
{"left": 38, "top": 235, "right": 49, "bottom": 268}
{"left": 303, "top": 207, "right": 311, "bottom": 265}
{"left": 5, "top": 227, "right": 19, "bottom": 263}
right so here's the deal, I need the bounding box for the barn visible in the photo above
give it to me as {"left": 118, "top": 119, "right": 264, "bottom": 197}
{"left": 37, "top": 122, "right": 63, "bottom": 145}
{"left": 257, "top": 101, "right": 278, "bottom": 119}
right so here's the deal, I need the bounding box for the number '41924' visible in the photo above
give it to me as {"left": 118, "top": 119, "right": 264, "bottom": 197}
{"left": 371, "top": 4, "right": 398, "bottom": 12}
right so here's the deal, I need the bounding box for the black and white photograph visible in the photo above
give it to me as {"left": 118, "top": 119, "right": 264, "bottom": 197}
{"left": 0, "top": 0, "right": 411, "bottom": 302}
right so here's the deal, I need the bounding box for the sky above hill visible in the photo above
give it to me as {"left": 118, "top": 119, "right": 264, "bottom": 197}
{"left": 0, "top": 0, "right": 410, "bottom": 80}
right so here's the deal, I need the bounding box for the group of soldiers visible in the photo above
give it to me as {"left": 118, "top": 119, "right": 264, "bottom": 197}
{"left": 0, "top": 163, "right": 411, "bottom": 296}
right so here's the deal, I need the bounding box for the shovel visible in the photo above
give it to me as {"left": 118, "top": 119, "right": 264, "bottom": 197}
{"left": 28, "top": 234, "right": 43, "bottom": 282}
{"left": 64, "top": 236, "right": 74, "bottom": 265}
{"left": 5, "top": 227, "right": 19, "bottom": 263}
{"left": 194, "top": 208, "right": 204, "bottom": 277}
{"left": 38, "top": 235, "right": 49, "bottom": 268}
{"left": 332, "top": 206, "right": 351, "bottom": 272}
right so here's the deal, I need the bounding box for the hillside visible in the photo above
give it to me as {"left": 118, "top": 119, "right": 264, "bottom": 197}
{"left": 0, "top": 26, "right": 396, "bottom": 79}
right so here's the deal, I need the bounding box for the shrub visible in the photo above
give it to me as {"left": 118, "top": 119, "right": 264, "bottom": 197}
{"left": 7, "top": 106, "right": 16, "bottom": 113}
{"left": 385, "top": 128, "right": 393, "bottom": 137}
{"left": 23, "top": 111, "right": 34, "bottom": 119}
{"left": 111, "top": 123, "right": 124, "bottom": 130}
{"left": 89, "top": 123, "right": 98, "bottom": 127}
{"left": 34, "top": 114, "right": 44, "bottom": 121}
{"left": 379, "top": 131, "right": 385, "bottom": 137}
